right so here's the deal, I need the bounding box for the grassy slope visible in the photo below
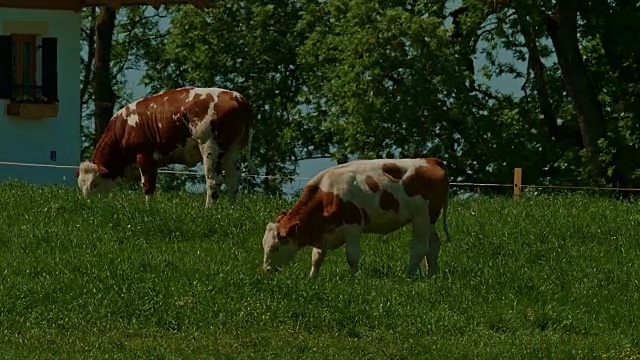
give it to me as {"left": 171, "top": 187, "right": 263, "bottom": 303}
{"left": 1, "top": 181, "right": 639, "bottom": 359}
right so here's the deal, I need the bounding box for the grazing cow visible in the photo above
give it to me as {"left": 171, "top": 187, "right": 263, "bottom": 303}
{"left": 77, "top": 86, "right": 254, "bottom": 207}
{"left": 261, "top": 157, "right": 450, "bottom": 278}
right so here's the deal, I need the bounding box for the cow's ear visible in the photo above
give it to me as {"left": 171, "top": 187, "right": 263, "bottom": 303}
{"left": 278, "top": 222, "right": 299, "bottom": 238}
{"left": 98, "top": 166, "right": 109, "bottom": 177}
{"left": 275, "top": 210, "right": 288, "bottom": 223}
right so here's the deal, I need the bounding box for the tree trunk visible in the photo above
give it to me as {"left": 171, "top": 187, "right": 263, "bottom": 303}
{"left": 543, "top": 3, "right": 607, "bottom": 178}
{"left": 517, "top": 10, "right": 560, "bottom": 138}
{"left": 93, "top": 7, "right": 117, "bottom": 145}
{"left": 579, "top": 0, "right": 639, "bottom": 191}
{"left": 81, "top": 7, "right": 97, "bottom": 105}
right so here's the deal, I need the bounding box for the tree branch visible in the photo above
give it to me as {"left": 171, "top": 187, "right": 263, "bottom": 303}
{"left": 295, "top": 155, "right": 333, "bottom": 162}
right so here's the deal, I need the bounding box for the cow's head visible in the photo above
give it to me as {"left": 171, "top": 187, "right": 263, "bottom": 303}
{"left": 261, "top": 212, "right": 302, "bottom": 272}
{"left": 77, "top": 161, "right": 116, "bottom": 197}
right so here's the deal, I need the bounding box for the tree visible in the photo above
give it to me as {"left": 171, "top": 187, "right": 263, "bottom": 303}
{"left": 81, "top": 0, "right": 640, "bottom": 195}
{"left": 450, "top": 0, "right": 640, "bottom": 189}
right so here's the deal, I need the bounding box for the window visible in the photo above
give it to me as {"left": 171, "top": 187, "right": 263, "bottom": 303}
{"left": 12, "top": 34, "right": 38, "bottom": 99}
{"left": 0, "top": 34, "right": 58, "bottom": 104}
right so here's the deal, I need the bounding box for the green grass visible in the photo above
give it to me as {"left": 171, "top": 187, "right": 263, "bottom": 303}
{"left": 1, "top": 181, "right": 640, "bottom": 359}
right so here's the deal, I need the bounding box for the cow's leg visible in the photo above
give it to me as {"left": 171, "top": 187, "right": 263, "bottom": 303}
{"left": 310, "top": 247, "right": 328, "bottom": 279}
{"left": 408, "top": 216, "right": 431, "bottom": 278}
{"left": 136, "top": 153, "right": 158, "bottom": 203}
{"left": 424, "top": 228, "right": 441, "bottom": 277}
{"left": 344, "top": 229, "right": 362, "bottom": 276}
{"left": 198, "top": 138, "right": 222, "bottom": 207}
{"left": 220, "top": 146, "right": 241, "bottom": 205}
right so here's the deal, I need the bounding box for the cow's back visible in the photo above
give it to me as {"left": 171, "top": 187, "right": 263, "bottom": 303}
{"left": 107, "top": 87, "right": 250, "bottom": 166}
{"left": 311, "top": 158, "right": 446, "bottom": 234}
{"left": 110, "top": 87, "right": 194, "bottom": 158}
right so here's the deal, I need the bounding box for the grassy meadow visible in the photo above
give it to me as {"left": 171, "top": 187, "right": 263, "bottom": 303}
{"left": 1, "top": 181, "right": 640, "bottom": 359}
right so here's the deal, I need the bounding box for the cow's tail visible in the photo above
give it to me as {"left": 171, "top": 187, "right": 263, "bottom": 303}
{"left": 245, "top": 126, "right": 255, "bottom": 174}
{"left": 439, "top": 159, "right": 451, "bottom": 242}
{"left": 442, "top": 193, "right": 451, "bottom": 241}
{"left": 235, "top": 93, "right": 256, "bottom": 174}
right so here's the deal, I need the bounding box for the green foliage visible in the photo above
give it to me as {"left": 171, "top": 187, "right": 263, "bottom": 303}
{"left": 298, "top": 1, "right": 469, "bottom": 160}
{"left": 1, "top": 183, "right": 640, "bottom": 357}
{"left": 457, "top": 0, "right": 640, "bottom": 187}
{"left": 77, "top": 0, "right": 640, "bottom": 193}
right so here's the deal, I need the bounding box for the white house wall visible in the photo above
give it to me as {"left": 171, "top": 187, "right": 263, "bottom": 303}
{"left": 0, "top": 8, "right": 80, "bottom": 186}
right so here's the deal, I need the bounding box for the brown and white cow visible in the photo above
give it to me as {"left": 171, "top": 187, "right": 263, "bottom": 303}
{"left": 261, "top": 158, "right": 450, "bottom": 279}
{"left": 77, "top": 86, "right": 254, "bottom": 207}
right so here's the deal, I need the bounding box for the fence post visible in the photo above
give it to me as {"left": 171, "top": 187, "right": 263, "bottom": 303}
{"left": 513, "top": 167, "right": 522, "bottom": 199}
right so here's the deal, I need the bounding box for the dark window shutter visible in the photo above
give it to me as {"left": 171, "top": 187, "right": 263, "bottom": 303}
{"left": 0, "top": 35, "right": 12, "bottom": 99}
{"left": 41, "top": 37, "right": 58, "bottom": 102}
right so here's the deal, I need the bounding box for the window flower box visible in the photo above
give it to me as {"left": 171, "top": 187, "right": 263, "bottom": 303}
{"left": 6, "top": 95, "right": 59, "bottom": 119}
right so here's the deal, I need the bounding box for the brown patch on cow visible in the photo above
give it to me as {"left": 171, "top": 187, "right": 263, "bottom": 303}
{"left": 382, "top": 162, "right": 405, "bottom": 182}
{"left": 195, "top": 90, "right": 254, "bottom": 151}
{"left": 379, "top": 189, "right": 400, "bottom": 213}
{"left": 330, "top": 196, "right": 362, "bottom": 225}
{"left": 402, "top": 158, "right": 449, "bottom": 224}
{"left": 365, "top": 175, "right": 380, "bottom": 192}
{"left": 276, "top": 184, "right": 368, "bottom": 248}
{"left": 425, "top": 157, "right": 447, "bottom": 171}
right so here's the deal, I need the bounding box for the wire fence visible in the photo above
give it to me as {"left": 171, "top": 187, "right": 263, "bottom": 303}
{"left": 2, "top": 160, "right": 640, "bottom": 194}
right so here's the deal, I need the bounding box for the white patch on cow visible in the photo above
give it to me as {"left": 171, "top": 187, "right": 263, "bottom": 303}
{"left": 198, "top": 136, "right": 222, "bottom": 208}
{"left": 185, "top": 113, "right": 219, "bottom": 206}
{"left": 77, "top": 161, "right": 116, "bottom": 197}
{"left": 262, "top": 223, "right": 301, "bottom": 272}
{"left": 126, "top": 103, "right": 140, "bottom": 126}
{"left": 190, "top": 104, "right": 217, "bottom": 139}
{"left": 127, "top": 113, "right": 139, "bottom": 127}
{"left": 186, "top": 87, "right": 225, "bottom": 102}
{"left": 139, "top": 168, "right": 152, "bottom": 203}
{"left": 203, "top": 101, "right": 217, "bottom": 123}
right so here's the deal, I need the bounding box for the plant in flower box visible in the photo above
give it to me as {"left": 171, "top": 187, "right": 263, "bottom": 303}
{"left": 7, "top": 94, "right": 59, "bottom": 119}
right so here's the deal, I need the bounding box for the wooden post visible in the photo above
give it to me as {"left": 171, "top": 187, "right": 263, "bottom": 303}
{"left": 513, "top": 167, "right": 522, "bottom": 199}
